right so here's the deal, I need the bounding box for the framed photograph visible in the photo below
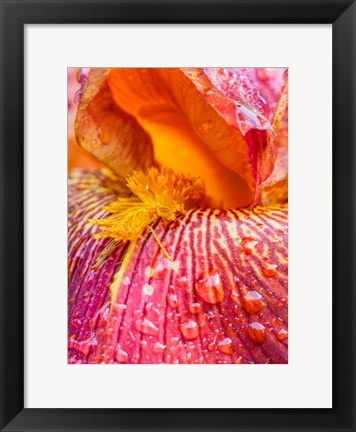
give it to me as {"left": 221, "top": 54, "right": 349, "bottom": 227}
{"left": 1, "top": 0, "right": 355, "bottom": 431}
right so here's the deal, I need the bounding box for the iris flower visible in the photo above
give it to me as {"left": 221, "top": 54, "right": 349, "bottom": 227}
{"left": 68, "top": 67, "right": 288, "bottom": 364}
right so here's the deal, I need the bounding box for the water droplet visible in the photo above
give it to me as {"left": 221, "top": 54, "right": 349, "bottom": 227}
{"left": 230, "top": 289, "right": 240, "bottom": 303}
{"left": 90, "top": 302, "right": 110, "bottom": 330}
{"left": 262, "top": 262, "right": 278, "bottom": 277}
{"left": 235, "top": 356, "right": 243, "bottom": 364}
{"left": 145, "top": 266, "right": 154, "bottom": 278}
{"left": 278, "top": 297, "right": 286, "bottom": 307}
{"left": 241, "top": 237, "right": 258, "bottom": 254}
{"left": 243, "top": 291, "right": 265, "bottom": 315}
{"left": 180, "top": 319, "right": 199, "bottom": 340}
{"left": 143, "top": 283, "right": 154, "bottom": 296}
{"left": 171, "top": 261, "right": 180, "bottom": 271}
{"left": 207, "top": 335, "right": 217, "bottom": 352}
{"left": 218, "top": 337, "right": 233, "bottom": 354}
{"left": 195, "top": 270, "right": 224, "bottom": 304}
{"left": 170, "top": 336, "right": 179, "bottom": 346}
{"left": 248, "top": 322, "right": 266, "bottom": 345}
{"left": 72, "top": 316, "right": 82, "bottom": 329}
{"left": 136, "top": 318, "right": 159, "bottom": 336}
{"left": 112, "top": 303, "right": 127, "bottom": 313}
{"left": 97, "top": 127, "right": 110, "bottom": 144}
{"left": 123, "top": 276, "right": 130, "bottom": 286}
{"left": 140, "top": 340, "right": 148, "bottom": 350}
{"left": 167, "top": 285, "right": 179, "bottom": 308}
{"left": 176, "top": 276, "right": 188, "bottom": 286}
{"left": 153, "top": 342, "right": 166, "bottom": 354}
{"left": 154, "top": 258, "right": 179, "bottom": 280}
{"left": 188, "top": 302, "right": 202, "bottom": 314}
{"left": 115, "top": 346, "right": 129, "bottom": 363}
{"left": 276, "top": 328, "right": 288, "bottom": 341}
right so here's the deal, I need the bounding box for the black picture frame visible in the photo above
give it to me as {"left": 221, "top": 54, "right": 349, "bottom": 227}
{"left": 1, "top": 0, "right": 355, "bottom": 431}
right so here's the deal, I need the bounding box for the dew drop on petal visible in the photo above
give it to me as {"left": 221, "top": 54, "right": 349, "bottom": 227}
{"left": 262, "top": 262, "right": 278, "bottom": 277}
{"left": 188, "top": 302, "right": 202, "bottom": 314}
{"left": 140, "top": 340, "right": 148, "bottom": 350}
{"left": 167, "top": 285, "right": 179, "bottom": 308}
{"left": 153, "top": 342, "right": 166, "bottom": 354}
{"left": 143, "top": 283, "right": 154, "bottom": 296}
{"left": 195, "top": 270, "right": 224, "bottom": 304}
{"left": 230, "top": 289, "right": 240, "bottom": 303}
{"left": 167, "top": 293, "right": 178, "bottom": 308}
{"left": 248, "top": 322, "right": 266, "bottom": 345}
{"left": 218, "top": 337, "right": 233, "bottom": 355}
{"left": 243, "top": 291, "right": 265, "bottom": 315}
{"left": 170, "top": 336, "right": 180, "bottom": 346}
{"left": 207, "top": 334, "right": 217, "bottom": 352}
{"left": 171, "top": 261, "right": 180, "bottom": 271}
{"left": 276, "top": 328, "right": 288, "bottom": 341}
{"left": 241, "top": 237, "right": 258, "bottom": 254}
{"left": 176, "top": 276, "right": 188, "bottom": 287}
{"left": 136, "top": 318, "right": 159, "bottom": 336}
{"left": 72, "top": 316, "right": 82, "bottom": 329}
{"left": 123, "top": 276, "right": 130, "bottom": 286}
{"left": 145, "top": 266, "right": 154, "bottom": 278}
{"left": 154, "top": 258, "right": 179, "bottom": 280}
{"left": 278, "top": 297, "right": 287, "bottom": 307}
{"left": 115, "top": 346, "right": 129, "bottom": 363}
{"left": 180, "top": 319, "right": 200, "bottom": 340}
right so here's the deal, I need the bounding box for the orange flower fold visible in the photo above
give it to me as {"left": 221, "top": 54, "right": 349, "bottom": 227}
{"left": 75, "top": 68, "right": 288, "bottom": 208}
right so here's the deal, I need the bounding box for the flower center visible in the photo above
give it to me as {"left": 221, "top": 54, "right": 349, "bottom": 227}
{"left": 89, "top": 165, "right": 205, "bottom": 256}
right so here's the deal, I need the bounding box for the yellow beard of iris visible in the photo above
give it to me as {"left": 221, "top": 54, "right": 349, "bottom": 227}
{"left": 89, "top": 165, "right": 206, "bottom": 244}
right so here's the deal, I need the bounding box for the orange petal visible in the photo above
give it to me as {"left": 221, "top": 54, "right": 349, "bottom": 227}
{"left": 183, "top": 68, "right": 288, "bottom": 205}
{"left": 261, "top": 110, "right": 288, "bottom": 204}
{"left": 68, "top": 68, "right": 102, "bottom": 172}
{"left": 261, "top": 73, "right": 289, "bottom": 205}
{"left": 106, "top": 68, "right": 253, "bottom": 207}
{"left": 68, "top": 170, "right": 288, "bottom": 364}
{"left": 75, "top": 68, "right": 154, "bottom": 179}
{"left": 75, "top": 68, "right": 287, "bottom": 208}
